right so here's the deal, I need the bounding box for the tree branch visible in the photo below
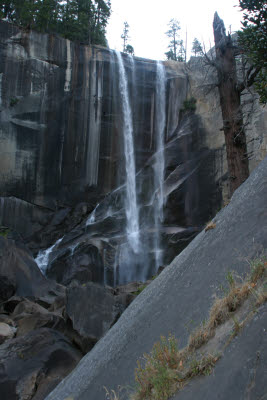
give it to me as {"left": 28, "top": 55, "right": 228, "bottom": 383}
{"left": 238, "top": 65, "right": 261, "bottom": 93}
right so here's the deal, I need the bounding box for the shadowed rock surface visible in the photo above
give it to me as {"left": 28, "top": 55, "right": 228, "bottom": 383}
{"left": 171, "top": 303, "right": 267, "bottom": 400}
{"left": 1, "top": 20, "right": 267, "bottom": 399}
{"left": 0, "top": 236, "right": 64, "bottom": 302}
{"left": 0, "top": 234, "right": 140, "bottom": 398}
{"left": 45, "top": 156, "right": 267, "bottom": 400}
{"left": 65, "top": 283, "right": 126, "bottom": 353}
{"left": 0, "top": 328, "right": 83, "bottom": 400}
{"left": 1, "top": 21, "right": 267, "bottom": 285}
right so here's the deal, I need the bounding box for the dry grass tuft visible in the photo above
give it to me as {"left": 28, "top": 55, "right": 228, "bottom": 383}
{"left": 131, "top": 334, "right": 219, "bottom": 400}
{"left": 104, "top": 387, "right": 122, "bottom": 400}
{"left": 249, "top": 258, "right": 267, "bottom": 283}
{"left": 254, "top": 285, "right": 267, "bottom": 306}
{"left": 205, "top": 221, "right": 216, "bottom": 232}
{"left": 188, "top": 280, "right": 253, "bottom": 351}
{"left": 107, "top": 258, "right": 267, "bottom": 400}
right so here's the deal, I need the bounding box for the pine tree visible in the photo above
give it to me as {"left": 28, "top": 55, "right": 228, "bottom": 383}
{"left": 238, "top": 0, "right": 267, "bottom": 103}
{"left": 165, "top": 19, "right": 186, "bottom": 61}
{"left": 0, "top": 0, "right": 111, "bottom": 46}
{"left": 191, "top": 38, "right": 203, "bottom": 56}
{"left": 165, "top": 19, "right": 180, "bottom": 61}
{"left": 121, "top": 21, "right": 129, "bottom": 52}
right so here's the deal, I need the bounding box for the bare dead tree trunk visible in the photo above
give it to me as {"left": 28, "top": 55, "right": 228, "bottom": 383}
{"left": 213, "top": 12, "right": 249, "bottom": 196}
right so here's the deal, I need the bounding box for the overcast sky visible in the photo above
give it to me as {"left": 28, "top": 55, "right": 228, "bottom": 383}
{"left": 106, "top": 0, "right": 244, "bottom": 60}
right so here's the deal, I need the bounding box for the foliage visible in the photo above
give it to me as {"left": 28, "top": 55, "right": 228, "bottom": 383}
{"left": 249, "top": 256, "right": 267, "bottom": 283}
{"left": 107, "top": 256, "right": 266, "bottom": 400}
{"left": 191, "top": 37, "right": 203, "bottom": 56}
{"left": 0, "top": 226, "right": 9, "bottom": 237}
{"left": 238, "top": 0, "right": 267, "bottom": 103}
{"left": 104, "top": 386, "right": 122, "bottom": 400}
{"left": 165, "top": 18, "right": 185, "bottom": 62}
{"left": 9, "top": 97, "right": 19, "bottom": 107}
{"left": 0, "top": 0, "right": 111, "bottom": 46}
{"left": 189, "top": 258, "right": 267, "bottom": 352}
{"left": 121, "top": 22, "right": 134, "bottom": 55}
{"left": 182, "top": 97, "right": 197, "bottom": 112}
{"left": 125, "top": 44, "right": 134, "bottom": 55}
{"left": 132, "top": 334, "right": 219, "bottom": 400}
{"left": 121, "top": 21, "right": 129, "bottom": 52}
{"left": 133, "top": 334, "right": 180, "bottom": 400}
{"left": 133, "top": 284, "right": 147, "bottom": 296}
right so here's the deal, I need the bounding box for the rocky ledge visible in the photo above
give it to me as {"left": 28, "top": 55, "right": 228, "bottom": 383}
{"left": 0, "top": 233, "right": 150, "bottom": 400}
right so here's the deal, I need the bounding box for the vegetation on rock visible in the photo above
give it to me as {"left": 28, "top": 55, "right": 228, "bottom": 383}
{"left": 191, "top": 37, "right": 203, "bottom": 57}
{"left": 238, "top": 0, "right": 267, "bottom": 104}
{"left": 110, "top": 257, "right": 267, "bottom": 400}
{"left": 206, "top": 12, "right": 250, "bottom": 196}
{"left": 165, "top": 18, "right": 186, "bottom": 62}
{"left": 0, "top": 0, "right": 111, "bottom": 46}
{"left": 182, "top": 97, "right": 197, "bottom": 113}
{"left": 121, "top": 21, "right": 134, "bottom": 54}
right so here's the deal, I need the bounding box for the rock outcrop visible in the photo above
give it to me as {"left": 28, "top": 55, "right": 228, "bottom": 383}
{"left": 0, "top": 236, "right": 63, "bottom": 302}
{"left": 65, "top": 283, "right": 125, "bottom": 353}
{"left": 0, "top": 328, "right": 82, "bottom": 400}
{"left": 0, "top": 19, "right": 267, "bottom": 400}
{"left": 0, "top": 234, "right": 143, "bottom": 399}
{"left": 1, "top": 21, "right": 267, "bottom": 284}
{"left": 45, "top": 156, "right": 267, "bottom": 400}
{"left": 2, "top": 21, "right": 266, "bottom": 286}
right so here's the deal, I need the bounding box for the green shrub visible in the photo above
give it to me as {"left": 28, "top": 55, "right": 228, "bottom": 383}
{"left": 10, "top": 97, "right": 19, "bottom": 107}
{"left": 182, "top": 97, "right": 197, "bottom": 112}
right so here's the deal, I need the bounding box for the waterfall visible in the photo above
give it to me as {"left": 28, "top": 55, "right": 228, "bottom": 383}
{"left": 115, "top": 51, "right": 140, "bottom": 253}
{"left": 35, "top": 57, "right": 167, "bottom": 286}
{"left": 35, "top": 237, "right": 63, "bottom": 274}
{"left": 86, "top": 203, "right": 99, "bottom": 226}
{"left": 153, "top": 61, "right": 166, "bottom": 269}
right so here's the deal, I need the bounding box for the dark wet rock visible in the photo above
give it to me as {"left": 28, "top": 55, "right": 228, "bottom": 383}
{"left": 65, "top": 283, "right": 126, "bottom": 353}
{"left": 12, "top": 299, "right": 65, "bottom": 337}
{"left": 0, "top": 20, "right": 229, "bottom": 280}
{"left": 0, "top": 314, "right": 16, "bottom": 327}
{"left": 49, "top": 208, "right": 71, "bottom": 226}
{"left": 0, "top": 197, "right": 53, "bottom": 243}
{"left": 0, "top": 328, "right": 82, "bottom": 400}
{"left": 27, "top": 202, "right": 92, "bottom": 255}
{"left": 1, "top": 296, "right": 25, "bottom": 314}
{"left": 47, "top": 242, "right": 104, "bottom": 286}
{"left": 45, "top": 156, "right": 267, "bottom": 400}
{"left": 0, "top": 322, "right": 16, "bottom": 344}
{"left": 0, "top": 20, "right": 267, "bottom": 285}
{"left": 0, "top": 275, "right": 16, "bottom": 303}
{"left": 0, "top": 237, "right": 64, "bottom": 303}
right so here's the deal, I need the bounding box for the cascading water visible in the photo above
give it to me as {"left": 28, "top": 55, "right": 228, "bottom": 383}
{"left": 153, "top": 61, "right": 167, "bottom": 269}
{"left": 86, "top": 203, "right": 99, "bottom": 226}
{"left": 115, "top": 51, "right": 140, "bottom": 253}
{"left": 35, "top": 237, "right": 63, "bottom": 274}
{"left": 34, "top": 56, "right": 168, "bottom": 286}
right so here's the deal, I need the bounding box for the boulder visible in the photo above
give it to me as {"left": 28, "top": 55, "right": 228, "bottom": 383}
{"left": 27, "top": 202, "right": 92, "bottom": 255}
{"left": 45, "top": 157, "right": 267, "bottom": 400}
{"left": 0, "top": 237, "right": 64, "bottom": 303}
{"left": 0, "top": 322, "right": 16, "bottom": 344}
{"left": 12, "top": 299, "right": 65, "bottom": 337}
{"left": 0, "top": 328, "right": 82, "bottom": 400}
{"left": 0, "top": 314, "right": 16, "bottom": 327}
{"left": 0, "top": 275, "right": 16, "bottom": 303}
{"left": 65, "top": 283, "right": 126, "bottom": 353}
{"left": 1, "top": 296, "right": 25, "bottom": 314}
{"left": 47, "top": 242, "right": 104, "bottom": 285}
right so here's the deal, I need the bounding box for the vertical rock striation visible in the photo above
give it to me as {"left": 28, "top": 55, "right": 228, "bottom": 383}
{"left": 1, "top": 21, "right": 267, "bottom": 285}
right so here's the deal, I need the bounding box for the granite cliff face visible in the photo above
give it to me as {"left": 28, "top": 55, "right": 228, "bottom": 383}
{"left": 0, "top": 20, "right": 267, "bottom": 285}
